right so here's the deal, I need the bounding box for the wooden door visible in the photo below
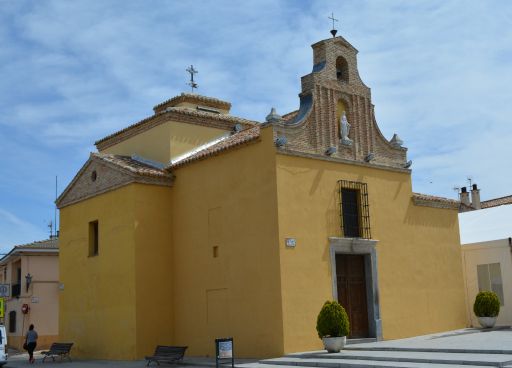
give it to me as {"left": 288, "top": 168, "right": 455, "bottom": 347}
{"left": 336, "top": 254, "right": 369, "bottom": 338}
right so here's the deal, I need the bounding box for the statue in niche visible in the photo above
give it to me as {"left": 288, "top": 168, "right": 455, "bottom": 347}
{"left": 339, "top": 112, "right": 353, "bottom": 146}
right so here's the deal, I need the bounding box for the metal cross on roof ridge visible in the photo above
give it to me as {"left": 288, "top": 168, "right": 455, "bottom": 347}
{"left": 186, "top": 65, "right": 198, "bottom": 93}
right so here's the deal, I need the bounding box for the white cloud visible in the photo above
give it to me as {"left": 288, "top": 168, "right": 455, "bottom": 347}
{"left": 1, "top": 0, "right": 512, "bottom": 246}
{"left": 0, "top": 208, "right": 47, "bottom": 252}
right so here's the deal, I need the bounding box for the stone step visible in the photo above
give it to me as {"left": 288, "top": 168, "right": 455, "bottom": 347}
{"left": 346, "top": 338, "right": 377, "bottom": 345}
{"left": 343, "top": 346, "right": 512, "bottom": 355}
{"left": 241, "top": 360, "right": 496, "bottom": 368}
{"left": 260, "top": 350, "right": 512, "bottom": 367}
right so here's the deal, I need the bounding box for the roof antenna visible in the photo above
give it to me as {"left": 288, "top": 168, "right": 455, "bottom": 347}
{"left": 186, "top": 65, "right": 198, "bottom": 93}
{"left": 453, "top": 186, "right": 461, "bottom": 197}
{"left": 328, "top": 12, "right": 338, "bottom": 38}
{"left": 467, "top": 176, "right": 473, "bottom": 188}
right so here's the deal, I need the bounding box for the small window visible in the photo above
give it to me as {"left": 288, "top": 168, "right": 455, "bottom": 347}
{"left": 341, "top": 189, "right": 360, "bottom": 237}
{"left": 89, "top": 220, "right": 99, "bottom": 257}
{"left": 336, "top": 56, "right": 349, "bottom": 82}
{"left": 338, "top": 180, "right": 371, "bottom": 239}
{"left": 9, "top": 310, "right": 16, "bottom": 333}
{"left": 213, "top": 246, "right": 219, "bottom": 258}
{"left": 477, "top": 263, "right": 504, "bottom": 306}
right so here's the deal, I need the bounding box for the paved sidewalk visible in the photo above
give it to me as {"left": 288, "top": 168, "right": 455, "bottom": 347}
{"left": 347, "top": 326, "right": 512, "bottom": 351}
{"left": 6, "top": 328, "right": 512, "bottom": 367}
{"left": 241, "top": 327, "right": 512, "bottom": 368}
{"left": 5, "top": 350, "right": 256, "bottom": 367}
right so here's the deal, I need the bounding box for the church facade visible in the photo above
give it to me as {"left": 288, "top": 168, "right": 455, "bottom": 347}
{"left": 57, "top": 36, "right": 467, "bottom": 359}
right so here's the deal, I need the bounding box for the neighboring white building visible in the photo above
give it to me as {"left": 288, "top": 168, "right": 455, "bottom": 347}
{"left": 459, "top": 198, "right": 512, "bottom": 327}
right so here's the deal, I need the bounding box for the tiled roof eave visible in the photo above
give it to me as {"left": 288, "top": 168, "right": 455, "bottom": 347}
{"left": 95, "top": 154, "right": 172, "bottom": 179}
{"left": 13, "top": 247, "right": 59, "bottom": 252}
{"left": 412, "top": 192, "right": 460, "bottom": 210}
{"left": 481, "top": 195, "right": 512, "bottom": 209}
{"left": 56, "top": 153, "right": 173, "bottom": 209}
{"left": 95, "top": 109, "right": 258, "bottom": 151}
{"left": 12, "top": 239, "right": 59, "bottom": 249}
{"left": 153, "top": 93, "right": 232, "bottom": 112}
{"left": 0, "top": 240, "right": 59, "bottom": 264}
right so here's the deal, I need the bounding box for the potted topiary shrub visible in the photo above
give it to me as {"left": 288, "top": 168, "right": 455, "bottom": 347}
{"left": 316, "top": 300, "right": 350, "bottom": 353}
{"left": 473, "top": 291, "right": 500, "bottom": 328}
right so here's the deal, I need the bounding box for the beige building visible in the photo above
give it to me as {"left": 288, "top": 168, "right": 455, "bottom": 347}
{"left": 0, "top": 238, "right": 59, "bottom": 349}
{"left": 459, "top": 193, "right": 512, "bottom": 327}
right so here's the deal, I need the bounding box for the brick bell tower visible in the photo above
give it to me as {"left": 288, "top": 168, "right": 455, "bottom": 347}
{"left": 270, "top": 35, "right": 409, "bottom": 170}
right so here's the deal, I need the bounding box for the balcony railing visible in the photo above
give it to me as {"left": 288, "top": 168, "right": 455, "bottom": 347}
{"left": 11, "top": 283, "right": 21, "bottom": 297}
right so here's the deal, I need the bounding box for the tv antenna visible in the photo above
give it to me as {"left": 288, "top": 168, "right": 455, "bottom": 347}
{"left": 467, "top": 176, "right": 473, "bottom": 188}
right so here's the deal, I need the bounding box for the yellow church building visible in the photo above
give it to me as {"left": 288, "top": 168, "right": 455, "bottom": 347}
{"left": 56, "top": 35, "right": 467, "bottom": 360}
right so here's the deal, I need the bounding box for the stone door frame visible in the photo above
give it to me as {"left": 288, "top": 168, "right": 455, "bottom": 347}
{"left": 329, "top": 237, "right": 383, "bottom": 340}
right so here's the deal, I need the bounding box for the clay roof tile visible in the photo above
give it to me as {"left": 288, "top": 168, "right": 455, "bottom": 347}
{"left": 92, "top": 153, "right": 171, "bottom": 178}
{"left": 481, "top": 195, "right": 512, "bottom": 209}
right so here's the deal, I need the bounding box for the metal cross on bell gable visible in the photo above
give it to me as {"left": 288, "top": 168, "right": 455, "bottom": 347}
{"left": 328, "top": 12, "right": 339, "bottom": 38}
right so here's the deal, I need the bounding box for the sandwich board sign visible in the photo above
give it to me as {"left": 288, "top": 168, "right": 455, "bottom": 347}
{"left": 0, "top": 298, "right": 4, "bottom": 318}
{"left": 215, "top": 337, "right": 234, "bottom": 368}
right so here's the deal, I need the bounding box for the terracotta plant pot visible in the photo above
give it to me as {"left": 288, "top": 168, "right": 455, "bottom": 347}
{"left": 322, "top": 336, "right": 346, "bottom": 353}
{"left": 478, "top": 316, "right": 497, "bottom": 328}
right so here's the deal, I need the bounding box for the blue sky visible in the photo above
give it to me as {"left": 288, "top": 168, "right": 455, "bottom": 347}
{"left": 1, "top": 0, "right": 511, "bottom": 251}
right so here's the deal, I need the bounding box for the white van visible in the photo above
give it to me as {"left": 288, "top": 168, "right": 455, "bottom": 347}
{"left": 0, "top": 325, "right": 7, "bottom": 366}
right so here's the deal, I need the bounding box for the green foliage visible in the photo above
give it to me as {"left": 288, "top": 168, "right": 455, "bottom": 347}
{"left": 316, "top": 301, "right": 350, "bottom": 338}
{"left": 473, "top": 291, "right": 500, "bottom": 317}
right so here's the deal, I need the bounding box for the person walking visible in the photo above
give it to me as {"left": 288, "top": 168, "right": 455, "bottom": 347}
{"left": 25, "top": 324, "right": 38, "bottom": 363}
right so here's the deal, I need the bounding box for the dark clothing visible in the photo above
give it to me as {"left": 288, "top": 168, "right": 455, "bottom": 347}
{"left": 25, "top": 328, "right": 38, "bottom": 362}
{"left": 26, "top": 330, "right": 38, "bottom": 343}
{"left": 27, "top": 341, "right": 37, "bottom": 360}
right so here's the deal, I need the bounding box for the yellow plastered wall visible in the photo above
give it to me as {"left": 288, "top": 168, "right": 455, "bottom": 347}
{"left": 59, "top": 185, "right": 137, "bottom": 360}
{"left": 275, "top": 154, "right": 466, "bottom": 353}
{"left": 171, "top": 127, "right": 284, "bottom": 358}
{"left": 102, "top": 121, "right": 227, "bottom": 163}
{"left": 133, "top": 184, "right": 174, "bottom": 358}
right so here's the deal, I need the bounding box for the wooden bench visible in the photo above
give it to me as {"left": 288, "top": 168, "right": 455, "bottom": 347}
{"left": 41, "top": 342, "right": 74, "bottom": 363}
{"left": 145, "top": 345, "right": 187, "bottom": 366}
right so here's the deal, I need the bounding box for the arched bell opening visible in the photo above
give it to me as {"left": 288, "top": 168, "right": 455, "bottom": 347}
{"left": 336, "top": 56, "right": 349, "bottom": 82}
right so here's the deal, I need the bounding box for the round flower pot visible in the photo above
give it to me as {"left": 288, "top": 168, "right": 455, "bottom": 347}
{"left": 322, "top": 336, "right": 346, "bottom": 353}
{"left": 478, "top": 316, "right": 497, "bottom": 328}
